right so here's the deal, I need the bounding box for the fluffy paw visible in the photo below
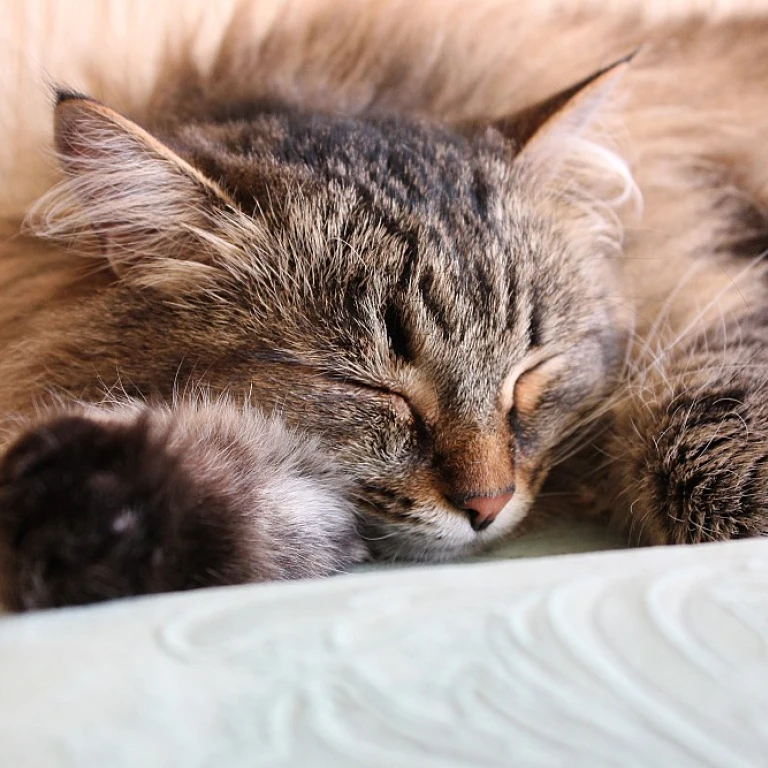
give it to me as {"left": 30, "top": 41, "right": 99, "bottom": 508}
{"left": 0, "top": 415, "right": 202, "bottom": 610}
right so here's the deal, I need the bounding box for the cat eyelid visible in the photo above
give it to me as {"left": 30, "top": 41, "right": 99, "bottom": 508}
{"left": 325, "top": 372, "right": 413, "bottom": 411}
{"left": 354, "top": 382, "right": 416, "bottom": 422}
{"left": 510, "top": 350, "right": 565, "bottom": 384}
{"left": 517, "top": 328, "right": 607, "bottom": 381}
{"left": 251, "top": 348, "right": 414, "bottom": 416}
{"left": 520, "top": 352, "right": 566, "bottom": 378}
{"left": 501, "top": 351, "right": 566, "bottom": 413}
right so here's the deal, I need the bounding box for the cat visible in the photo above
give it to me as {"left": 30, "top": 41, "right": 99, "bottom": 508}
{"left": 2, "top": 0, "right": 768, "bottom": 611}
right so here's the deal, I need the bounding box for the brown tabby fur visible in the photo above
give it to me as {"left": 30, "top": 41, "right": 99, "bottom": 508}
{"left": 2, "top": 0, "right": 768, "bottom": 609}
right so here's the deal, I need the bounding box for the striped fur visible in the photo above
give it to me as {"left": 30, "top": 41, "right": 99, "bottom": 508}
{"left": 2, "top": 0, "right": 768, "bottom": 608}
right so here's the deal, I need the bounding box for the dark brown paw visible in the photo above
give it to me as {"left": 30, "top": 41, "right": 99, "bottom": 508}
{"left": 0, "top": 415, "right": 220, "bottom": 610}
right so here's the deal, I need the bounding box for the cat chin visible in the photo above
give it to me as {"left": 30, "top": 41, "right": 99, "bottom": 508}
{"left": 359, "top": 494, "right": 534, "bottom": 563}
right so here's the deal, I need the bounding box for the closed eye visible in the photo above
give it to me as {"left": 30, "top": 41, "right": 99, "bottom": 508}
{"left": 325, "top": 372, "right": 413, "bottom": 416}
{"left": 329, "top": 375, "right": 433, "bottom": 450}
{"left": 518, "top": 356, "right": 568, "bottom": 412}
{"left": 503, "top": 353, "right": 566, "bottom": 420}
{"left": 251, "top": 345, "right": 417, "bottom": 422}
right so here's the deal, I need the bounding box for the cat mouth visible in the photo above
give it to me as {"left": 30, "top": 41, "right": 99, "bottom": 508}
{"left": 354, "top": 488, "right": 534, "bottom": 563}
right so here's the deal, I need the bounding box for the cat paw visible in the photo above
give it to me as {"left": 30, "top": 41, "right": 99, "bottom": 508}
{"left": 0, "top": 414, "right": 193, "bottom": 610}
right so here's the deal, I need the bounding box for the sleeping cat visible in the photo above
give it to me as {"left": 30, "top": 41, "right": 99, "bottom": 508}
{"left": 2, "top": 1, "right": 768, "bottom": 610}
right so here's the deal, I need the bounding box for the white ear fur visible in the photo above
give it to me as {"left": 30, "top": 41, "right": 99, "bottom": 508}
{"left": 489, "top": 55, "right": 641, "bottom": 261}
{"left": 512, "top": 55, "right": 635, "bottom": 182}
{"left": 25, "top": 91, "right": 239, "bottom": 287}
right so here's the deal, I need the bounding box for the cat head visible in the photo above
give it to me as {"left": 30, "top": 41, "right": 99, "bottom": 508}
{"left": 28, "top": 59, "right": 636, "bottom": 561}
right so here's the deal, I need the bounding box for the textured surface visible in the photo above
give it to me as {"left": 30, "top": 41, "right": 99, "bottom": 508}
{"left": 1, "top": 537, "right": 767, "bottom": 767}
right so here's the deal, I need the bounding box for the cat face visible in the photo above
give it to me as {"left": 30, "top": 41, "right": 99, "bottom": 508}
{"left": 170, "top": 113, "right": 623, "bottom": 559}
{"left": 33, "top": 63, "right": 632, "bottom": 561}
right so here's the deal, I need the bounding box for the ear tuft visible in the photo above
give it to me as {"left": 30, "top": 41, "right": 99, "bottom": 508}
{"left": 463, "top": 53, "right": 641, "bottom": 257}
{"left": 479, "top": 53, "right": 640, "bottom": 215}
{"left": 494, "top": 51, "right": 638, "bottom": 152}
{"left": 26, "top": 91, "right": 244, "bottom": 292}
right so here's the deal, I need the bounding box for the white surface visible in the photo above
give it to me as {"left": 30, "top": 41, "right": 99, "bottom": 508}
{"left": 1, "top": 538, "right": 767, "bottom": 767}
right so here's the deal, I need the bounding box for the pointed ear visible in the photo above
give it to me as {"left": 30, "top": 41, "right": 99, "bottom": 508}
{"left": 27, "top": 90, "right": 239, "bottom": 286}
{"left": 463, "top": 53, "right": 635, "bottom": 176}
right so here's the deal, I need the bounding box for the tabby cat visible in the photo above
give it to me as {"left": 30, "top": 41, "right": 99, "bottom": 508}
{"left": 2, "top": 1, "right": 768, "bottom": 610}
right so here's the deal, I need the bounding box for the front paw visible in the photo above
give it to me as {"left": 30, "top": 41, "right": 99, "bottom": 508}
{"left": 611, "top": 389, "right": 768, "bottom": 545}
{"left": 0, "top": 414, "right": 187, "bottom": 610}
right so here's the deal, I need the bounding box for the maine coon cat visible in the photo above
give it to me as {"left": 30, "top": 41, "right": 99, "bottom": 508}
{"left": 2, "top": 1, "right": 768, "bottom": 610}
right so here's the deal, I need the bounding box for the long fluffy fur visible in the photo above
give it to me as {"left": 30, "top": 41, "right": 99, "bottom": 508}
{"left": 4, "top": 0, "right": 768, "bottom": 609}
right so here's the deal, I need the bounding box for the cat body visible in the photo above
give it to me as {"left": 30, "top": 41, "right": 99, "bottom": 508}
{"left": 2, "top": 1, "right": 768, "bottom": 609}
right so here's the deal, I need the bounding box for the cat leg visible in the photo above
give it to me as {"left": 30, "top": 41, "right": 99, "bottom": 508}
{"left": 606, "top": 310, "right": 768, "bottom": 545}
{"left": 0, "top": 399, "right": 366, "bottom": 611}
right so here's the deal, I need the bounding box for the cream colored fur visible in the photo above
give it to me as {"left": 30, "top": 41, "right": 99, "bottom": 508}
{"left": 0, "top": 0, "right": 760, "bottom": 213}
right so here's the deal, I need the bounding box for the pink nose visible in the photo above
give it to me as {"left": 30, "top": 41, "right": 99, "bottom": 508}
{"left": 461, "top": 489, "right": 515, "bottom": 531}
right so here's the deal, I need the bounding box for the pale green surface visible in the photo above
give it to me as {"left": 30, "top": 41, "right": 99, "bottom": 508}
{"left": 477, "top": 518, "right": 628, "bottom": 559}
{"left": 354, "top": 518, "right": 628, "bottom": 573}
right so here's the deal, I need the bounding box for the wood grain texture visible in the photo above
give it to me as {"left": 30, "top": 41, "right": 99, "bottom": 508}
{"left": 0, "top": 539, "right": 766, "bottom": 766}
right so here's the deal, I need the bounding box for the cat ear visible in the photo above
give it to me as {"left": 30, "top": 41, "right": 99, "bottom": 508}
{"left": 28, "top": 90, "right": 240, "bottom": 288}
{"left": 465, "top": 53, "right": 635, "bottom": 176}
